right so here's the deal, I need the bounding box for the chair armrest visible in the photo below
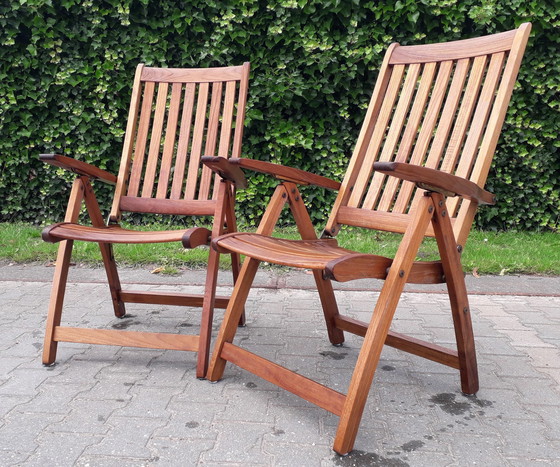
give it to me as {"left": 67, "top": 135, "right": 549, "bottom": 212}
{"left": 202, "top": 156, "right": 340, "bottom": 191}
{"left": 374, "top": 162, "right": 495, "bottom": 205}
{"left": 39, "top": 154, "right": 117, "bottom": 185}
{"left": 200, "top": 156, "right": 248, "bottom": 188}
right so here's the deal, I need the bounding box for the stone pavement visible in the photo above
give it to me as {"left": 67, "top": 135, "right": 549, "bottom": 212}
{"left": 0, "top": 263, "right": 559, "bottom": 466}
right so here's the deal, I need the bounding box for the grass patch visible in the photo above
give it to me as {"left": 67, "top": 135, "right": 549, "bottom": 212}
{"left": 0, "top": 222, "right": 558, "bottom": 275}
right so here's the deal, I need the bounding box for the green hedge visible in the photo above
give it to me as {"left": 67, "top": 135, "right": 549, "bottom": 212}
{"left": 1, "top": 1, "right": 558, "bottom": 230}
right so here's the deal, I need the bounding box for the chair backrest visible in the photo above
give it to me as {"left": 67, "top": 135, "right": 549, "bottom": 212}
{"left": 325, "top": 25, "right": 530, "bottom": 247}
{"left": 109, "top": 63, "right": 250, "bottom": 223}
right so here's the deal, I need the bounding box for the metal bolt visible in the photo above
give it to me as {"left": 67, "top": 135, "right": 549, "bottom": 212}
{"left": 399, "top": 270, "right": 405, "bottom": 278}
{"left": 428, "top": 206, "right": 434, "bottom": 213}
{"left": 331, "top": 228, "right": 336, "bottom": 234}
{"left": 282, "top": 193, "right": 287, "bottom": 198}
{"left": 457, "top": 245, "right": 463, "bottom": 253}
{"left": 439, "top": 200, "right": 444, "bottom": 207}
{"left": 463, "top": 307, "right": 469, "bottom": 314}
{"left": 295, "top": 196, "right": 300, "bottom": 201}
{"left": 442, "top": 211, "right": 447, "bottom": 217}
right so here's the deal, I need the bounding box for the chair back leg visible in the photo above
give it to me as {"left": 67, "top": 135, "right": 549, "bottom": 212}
{"left": 431, "top": 193, "right": 479, "bottom": 394}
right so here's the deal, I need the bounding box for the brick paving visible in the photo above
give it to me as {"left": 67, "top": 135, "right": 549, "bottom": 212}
{"left": 0, "top": 264, "right": 559, "bottom": 466}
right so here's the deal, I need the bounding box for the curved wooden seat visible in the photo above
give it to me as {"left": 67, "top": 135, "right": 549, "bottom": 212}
{"left": 214, "top": 232, "right": 445, "bottom": 283}
{"left": 42, "top": 222, "right": 206, "bottom": 245}
{"left": 214, "top": 233, "right": 352, "bottom": 269}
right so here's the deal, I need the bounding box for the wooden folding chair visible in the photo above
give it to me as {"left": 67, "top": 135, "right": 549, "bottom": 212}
{"left": 40, "top": 63, "right": 250, "bottom": 378}
{"left": 203, "top": 25, "right": 531, "bottom": 454}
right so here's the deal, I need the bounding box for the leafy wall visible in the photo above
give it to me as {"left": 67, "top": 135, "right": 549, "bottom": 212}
{"left": 0, "top": 0, "right": 558, "bottom": 230}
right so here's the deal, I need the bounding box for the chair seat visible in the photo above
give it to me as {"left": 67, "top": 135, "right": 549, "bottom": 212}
{"left": 42, "top": 222, "right": 203, "bottom": 245}
{"left": 214, "top": 233, "right": 362, "bottom": 269}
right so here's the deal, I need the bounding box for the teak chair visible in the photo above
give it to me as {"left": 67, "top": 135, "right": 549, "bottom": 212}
{"left": 40, "top": 63, "right": 250, "bottom": 378}
{"left": 202, "top": 25, "right": 530, "bottom": 454}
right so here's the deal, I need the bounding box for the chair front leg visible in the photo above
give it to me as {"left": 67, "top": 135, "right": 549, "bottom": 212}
{"left": 43, "top": 177, "right": 86, "bottom": 365}
{"left": 334, "top": 194, "right": 435, "bottom": 455}
{"left": 206, "top": 257, "right": 261, "bottom": 381}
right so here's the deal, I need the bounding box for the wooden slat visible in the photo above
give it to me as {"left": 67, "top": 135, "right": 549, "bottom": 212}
{"left": 348, "top": 65, "right": 406, "bottom": 208}
{"left": 440, "top": 55, "right": 487, "bottom": 174}
{"left": 141, "top": 82, "right": 169, "bottom": 197}
{"left": 337, "top": 206, "right": 437, "bottom": 237}
{"left": 454, "top": 24, "right": 531, "bottom": 245}
{"left": 54, "top": 326, "right": 199, "bottom": 352}
{"left": 325, "top": 44, "right": 398, "bottom": 236}
{"left": 364, "top": 63, "right": 421, "bottom": 211}
{"left": 423, "top": 58, "right": 470, "bottom": 171}
{"left": 390, "top": 29, "right": 517, "bottom": 64}
{"left": 127, "top": 81, "right": 155, "bottom": 197}
{"left": 198, "top": 82, "right": 223, "bottom": 200}
{"left": 377, "top": 62, "right": 437, "bottom": 213}
{"left": 120, "top": 196, "right": 216, "bottom": 216}
{"left": 231, "top": 63, "right": 250, "bottom": 159}
{"left": 120, "top": 290, "right": 229, "bottom": 309}
{"left": 212, "top": 80, "right": 237, "bottom": 199}
{"left": 156, "top": 82, "right": 182, "bottom": 198}
{"left": 222, "top": 342, "right": 346, "bottom": 416}
{"left": 184, "top": 82, "right": 209, "bottom": 200}
{"left": 447, "top": 53, "right": 505, "bottom": 217}
{"left": 141, "top": 65, "right": 246, "bottom": 83}
{"left": 391, "top": 61, "right": 453, "bottom": 214}
{"left": 170, "top": 82, "right": 196, "bottom": 199}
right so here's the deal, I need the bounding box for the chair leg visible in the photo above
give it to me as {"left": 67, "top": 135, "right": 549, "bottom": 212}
{"left": 313, "top": 271, "right": 345, "bottom": 346}
{"left": 333, "top": 194, "right": 435, "bottom": 454}
{"left": 284, "top": 183, "right": 344, "bottom": 345}
{"left": 42, "top": 239, "right": 74, "bottom": 365}
{"left": 98, "top": 243, "right": 126, "bottom": 318}
{"left": 231, "top": 251, "right": 247, "bottom": 327}
{"left": 206, "top": 257, "right": 261, "bottom": 381}
{"left": 333, "top": 280, "right": 402, "bottom": 454}
{"left": 196, "top": 247, "right": 221, "bottom": 378}
{"left": 431, "top": 193, "right": 478, "bottom": 394}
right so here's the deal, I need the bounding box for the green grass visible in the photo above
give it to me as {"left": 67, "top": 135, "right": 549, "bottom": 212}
{"left": 0, "top": 222, "right": 558, "bottom": 275}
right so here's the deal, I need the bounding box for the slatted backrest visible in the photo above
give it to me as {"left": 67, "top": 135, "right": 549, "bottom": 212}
{"left": 109, "top": 63, "right": 250, "bottom": 222}
{"left": 326, "top": 25, "right": 530, "bottom": 246}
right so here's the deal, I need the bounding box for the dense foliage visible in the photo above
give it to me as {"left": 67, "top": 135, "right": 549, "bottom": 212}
{"left": 1, "top": 1, "right": 558, "bottom": 230}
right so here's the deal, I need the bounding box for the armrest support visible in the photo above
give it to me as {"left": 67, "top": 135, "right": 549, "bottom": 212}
{"left": 374, "top": 162, "right": 495, "bottom": 205}
{"left": 204, "top": 157, "right": 340, "bottom": 191}
{"left": 39, "top": 154, "right": 117, "bottom": 185}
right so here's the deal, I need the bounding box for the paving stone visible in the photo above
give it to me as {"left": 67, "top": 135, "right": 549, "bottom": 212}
{"left": 0, "top": 412, "right": 65, "bottom": 451}
{"left": 201, "top": 420, "right": 274, "bottom": 465}
{"left": 49, "top": 398, "right": 128, "bottom": 434}
{"left": 146, "top": 437, "right": 214, "bottom": 465}
{"left": 2, "top": 266, "right": 560, "bottom": 465}
{"left": 24, "top": 432, "right": 103, "bottom": 467}
{"left": 81, "top": 416, "right": 168, "bottom": 458}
